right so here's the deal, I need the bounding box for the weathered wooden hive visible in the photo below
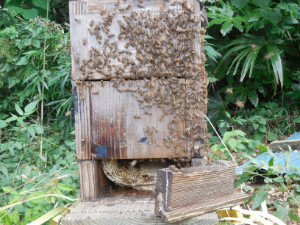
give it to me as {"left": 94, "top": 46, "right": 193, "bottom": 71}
{"left": 70, "top": 0, "right": 209, "bottom": 202}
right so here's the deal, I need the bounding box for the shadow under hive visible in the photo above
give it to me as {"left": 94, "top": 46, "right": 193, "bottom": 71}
{"left": 70, "top": 0, "right": 208, "bottom": 202}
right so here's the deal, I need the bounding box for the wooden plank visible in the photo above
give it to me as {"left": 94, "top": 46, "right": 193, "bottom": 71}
{"left": 74, "top": 82, "right": 92, "bottom": 160}
{"left": 69, "top": 0, "right": 205, "bottom": 81}
{"left": 161, "top": 194, "right": 248, "bottom": 223}
{"left": 60, "top": 196, "right": 219, "bottom": 225}
{"left": 270, "top": 139, "right": 300, "bottom": 151}
{"left": 75, "top": 78, "right": 207, "bottom": 160}
{"left": 154, "top": 161, "right": 247, "bottom": 222}
{"left": 78, "top": 160, "right": 111, "bottom": 201}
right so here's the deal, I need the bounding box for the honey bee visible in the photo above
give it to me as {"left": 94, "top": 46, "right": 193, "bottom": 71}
{"left": 101, "top": 80, "right": 104, "bottom": 87}
{"left": 75, "top": 57, "right": 79, "bottom": 64}
{"left": 74, "top": 18, "right": 81, "bottom": 23}
{"left": 115, "top": 0, "right": 120, "bottom": 7}
{"left": 82, "top": 38, "right": 87, "bottom": 45}
{"left": 134, "top": 115, "right": 141, "bottom": 119}
{"left": 92, "top": 90, "right": 99, "bottom": 95}
{"left": 108, "top": 33, "right": 115, "bottom": 38}
{"left": 90, "top": 20, "right": 94, "bottom": 27}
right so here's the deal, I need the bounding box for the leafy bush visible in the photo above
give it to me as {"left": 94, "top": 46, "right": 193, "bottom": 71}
{"left": 0, "top": 16, "right": 77, "bottom": 224}
{"left": 0, "top": 16, "right": 73, "bottom": 135}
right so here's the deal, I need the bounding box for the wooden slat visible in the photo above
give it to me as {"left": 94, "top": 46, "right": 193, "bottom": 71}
{"left": 60, "top": 196, "right": 219, "bottom": 225}
{"left": 161, "top": 194, "right": 248, "bottom": 223}
{"left": 78, "top": 160, "right": 111, "bottom": 201}
{"left": 74, "top": 83, "right": 92, "bottom": 159}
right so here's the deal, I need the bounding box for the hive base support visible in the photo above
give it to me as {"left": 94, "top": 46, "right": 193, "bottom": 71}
{"left": 59, "top": 196, "right": 219, "bottom": 225}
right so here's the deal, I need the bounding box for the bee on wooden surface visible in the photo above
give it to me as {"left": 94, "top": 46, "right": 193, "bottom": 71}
{"left": 130, "top": 160, "right": 137, "bottom": 167}
{"left": 126, "top": 4, "right": 132, "bottom": 10}
{"left": 115, "top": 0, "right": 120, "bottom": 7}
{"left": 145, "top": 111, "right": 152, "bottom": 116}
{"left": 137, "top": 4, "right": 144, "bottom": 8}
{"left": 89, "top": 19, "right": 94, "bottom": 27}
{"left": 92, "top": 90, "right": 99, "bottom": 95}
{"left": 82, "top": 38, "right": 87, "bottom": 45}
{"left": 74, "top": 18, "right": 81, "bottom": 23}
{"left": 88, "top": 28, "right": 94, "bottom": 35}
{"left": 134, "top": 115, "right": 141, "bottom": 119}
{"left": 100, "top": 9, "right": 107, "bottom": 16}
{"left": 101, "top": 80, "right": 104, "bottom": 87}
{"left": 108, "top": 33, "right": 115, "bottom": 38}
{"left": 86, "top": 82, "right": 93, "bottom": 88}
{"left": 74, "top": 57, "right": 79, "bottom": 64}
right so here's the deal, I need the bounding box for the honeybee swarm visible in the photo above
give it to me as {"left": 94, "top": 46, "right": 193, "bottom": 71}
{"left": 75, "top": 0, "right": 208, "bottom": 158}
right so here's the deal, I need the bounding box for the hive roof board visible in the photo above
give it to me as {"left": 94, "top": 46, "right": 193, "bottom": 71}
{"left": 237, "top": 132, "right": 300, "bottom": 175}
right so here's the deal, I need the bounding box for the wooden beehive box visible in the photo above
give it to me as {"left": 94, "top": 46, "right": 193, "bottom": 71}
{"left": 71, "top": 0, "right": 208, "bottom": 161}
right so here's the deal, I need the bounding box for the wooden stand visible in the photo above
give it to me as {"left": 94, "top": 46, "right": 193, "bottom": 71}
{"left": 60, "top": 195, "right": 219, "bottom": 225}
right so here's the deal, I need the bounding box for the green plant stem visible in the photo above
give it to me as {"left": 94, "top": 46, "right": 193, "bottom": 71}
{"left": 40, "top": 0, "right": 49, "bottom": 159}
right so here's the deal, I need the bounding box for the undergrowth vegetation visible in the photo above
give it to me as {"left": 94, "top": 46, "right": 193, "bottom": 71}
{"left": 0, "top": 0, "right": 299, "bottom": 224}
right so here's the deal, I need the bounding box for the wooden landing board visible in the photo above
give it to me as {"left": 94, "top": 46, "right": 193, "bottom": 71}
{"left": 154, "top": 161, "right": 248, "bottom": 223}
{"left": 69, "top": 0, "right": 205, "bottom": 81}
{"left": 160, "top": 193, "right": 248, "bottom": 223}
{"left": 60, "top": 196, "right": 219, "bottom": 225}
{"left": 74, "top": 78, "right": 207, "bottom": 160}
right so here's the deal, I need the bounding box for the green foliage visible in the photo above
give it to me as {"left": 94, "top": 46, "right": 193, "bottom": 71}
{"left": 1, "top": 0, "right": 70, "bottom": 26}
{"left": 0, "top": 16, "right": 77, "bottom": 224}
{"left": 209, "top": 129, "right": 260, "bottom": 161}
{"left": 208, "top": 0, "right": 300, "bottom": 88}
{"left": 238, "top": 148, "right": 300, "bottom": 223}
{"left": 206, "top": 0, "right": 300, "bottom": 112}
{"left": 0, "top": 103, "right": 78, "bottom": 224}
{"left": 0, "top": 17, "right": 73, "bottom": 135}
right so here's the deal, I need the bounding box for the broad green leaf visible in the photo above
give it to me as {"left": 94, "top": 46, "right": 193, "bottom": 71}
{"left": 21, "top": 9, "right": 39, "bottom": 20}
{"left": 252, "top": 0, "right": 270, "bottom": 8}
{"left": 2, "top": 187, "right": 18, "bottom": 195}
{"left": 32, "top": 40, "right": 41, "bottom": 48}
{"left": 2, "top": 166, "right": 8, "bottom": 177}
{"left": 253, "top": 123, "right": 259, "bottom": 130}
{"left": 267, "top": 132, "right": 277, "bottom": 141}
{"left": 8, "top": 195, "right": 22, "bottom": 204}
{"left": 293, "top": 117, "right": 300, "bottom": 123}
{"left": 221, "top": 20, "right": 233, "bottom": 36}
{"left": 247, "top": 91, "right": 259, "bottom": 107}
{"left": 58, "top": 183, "right": 74, "bottom": 192}
{"left": 14, "top": 141, "right": 22, "bottom": 150}
{"left": 32, "top": 0, "right": 48, "bottom": 9}
{"left": 24, "top": 101, "right": 38, "bottom": 115}
{"left": 262, "top": 9, "right": 281, "bottom": 25}
{"left": 228, "top": 138, "right": 237, "bottom": 149}
{"left": 0, "top": 119, "right": 7, "bottom": 128}
{"left": 231, "top": 0, "right": 249, "bottom": 9}
{"left": 252, "top": 191, "right": 268, "bottom": 209}
{"left": 34, "top": 126, "right": 44, "bottom": 134}
{"left": 288, "top": 209, "right": 300, "bottom": 222}
{"left": 273, "top": 202, "right": 289, "bottom": 223}
{"left": 16, "top": 57, "right": 28, "bottom": 66}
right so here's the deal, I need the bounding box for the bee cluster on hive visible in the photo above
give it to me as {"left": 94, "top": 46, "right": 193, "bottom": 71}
{"left": 74, "top": 0, "right": 208, "bottom": 159}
